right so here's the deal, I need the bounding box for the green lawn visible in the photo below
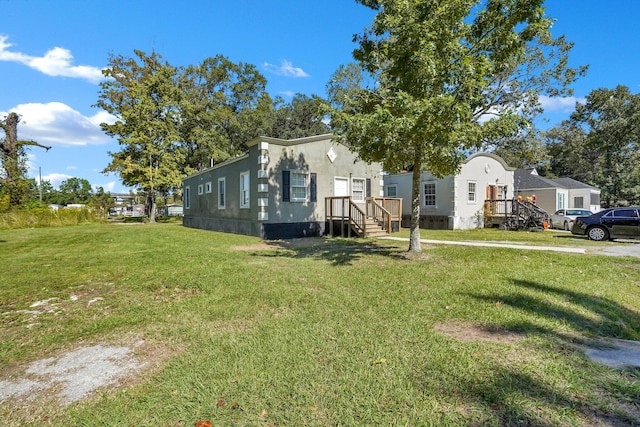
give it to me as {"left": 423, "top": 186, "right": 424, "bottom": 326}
{"left": 1, "top": 223, "right": 639, "bottom": 426}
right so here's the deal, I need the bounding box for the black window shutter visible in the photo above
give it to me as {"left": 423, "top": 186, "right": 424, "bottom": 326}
{"left": 310, "top": 173, "right": 317, "bottom": 202}
{"left": 282, "top": 171, "right": 290, "bottom": 202}
{"left": 366, "top": 178, "right": 371, "bottom": 198}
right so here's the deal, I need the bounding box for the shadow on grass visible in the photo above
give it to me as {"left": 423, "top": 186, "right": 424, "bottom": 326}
{"left": 463, "top": 279, "right": 640, "bottom": 342}
{"left": 417, "top": 358, "right": 637, "bottom": 426}
{"left": 441, "top": 279, "right": 640, "bottom": 424}
{"left": 252, "top": 237, "right": 408, "bottom": 266}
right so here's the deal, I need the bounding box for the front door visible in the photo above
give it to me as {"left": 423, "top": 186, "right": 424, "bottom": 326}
{"left": 334, "top": 177, "right": 349, "bottom": 197}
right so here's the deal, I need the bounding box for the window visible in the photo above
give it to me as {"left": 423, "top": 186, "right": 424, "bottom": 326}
{"left": 283, "top": 171, "right": 316, "bottom": 202}
{"left": 386, "top": 185, "right": 397, "bottom": 197}
{"left": 197, "top": 184, "right": 203, "bottom": 195}
{"left": 240, "top": 171, "right": 250, "bottom": 208}
{"left": 423, "top": 182, "right": 436, "bottom": 207}
{"left": 497, "top": 185, "right": 508, "bottom": 200}
{"left": 291, "top": 171, "right": 308, "bottom": 201}
{"left": 218, "top": 177, "right": 226, "bottom": 209}
{"left": 613, "top": 209, "right": 639, "bottom": 218}
{"left": 468, "top": 181, "right": 477, "bottom": 203}
{"left": 184, "top": 186, "right": 190, "bottom": 209}
{"left": 574, "top": 196, "right": 584, "bottom": 209}
{"left": 557, "top": 192, "right": 566, "bottom": 209}
{"left": 205, "top": 182, "right": 212, "bottom": 193}
{"left": 352, "top": 178, "right": 365, "bottom": 201}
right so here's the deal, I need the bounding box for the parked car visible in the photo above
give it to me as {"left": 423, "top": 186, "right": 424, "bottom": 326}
{"left": 571, "top": 207, "right": 640, "bottom": 241}
{"left": 549, "top": 209, "right": 594, "bottom": 230}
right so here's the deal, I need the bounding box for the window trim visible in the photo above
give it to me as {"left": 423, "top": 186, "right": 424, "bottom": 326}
{"left": 385, "top": 184, "right": 398, "bottom": 198}
{"left": 205, "top": 181, "right": 212, "bottom": 194}
{"left": 197, "top": 184, "right": 204, "bottom": 195}
{"left": 422, "top": 181, "right": 437, "bottom": 207}
{"left": 240, "top": 171, "right": 250, "bottom": 209}
{"left": 467, "top": 181, "right": 477, "bottom": 203}
{"left": 351, "top": 177, "right": 366, "bottom": 202}
{"left": 184, "top": 186, "right": 191, "bottom": 209}
{"left": 218, "top": 177, "right": 226, "bottom": 209}
{"left": 290, "top": 170, "right": 309, "bottom": 202}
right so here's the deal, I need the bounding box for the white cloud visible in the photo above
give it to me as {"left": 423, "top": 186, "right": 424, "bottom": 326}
{"left": 538, "top": 95, "right": 585, "bottom": 113}
{"left": 0, "top": 35, "right": 104, "bottom": 83}
{"left": 263, "top": 60, "right": 309, "bottom": 78}
{"left": 94, "top": 181, "right": 116, "bottom": 192}
{"left": 3, "top": 102, "right": 116, "bottom": 147}
{"left": 279, "top": 91, "right": 295, "bottom": 97}
{"left": 41, "top": 173, "right": 73, "bottom": 189}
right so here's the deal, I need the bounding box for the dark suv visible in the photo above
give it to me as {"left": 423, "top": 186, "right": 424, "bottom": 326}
{"left": 571, "top": 207, "right": 640, "bottom": 241}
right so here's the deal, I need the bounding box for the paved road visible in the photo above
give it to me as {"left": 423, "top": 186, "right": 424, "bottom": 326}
{"left": 381, "top": 236, "right": 640, "bottom": 258}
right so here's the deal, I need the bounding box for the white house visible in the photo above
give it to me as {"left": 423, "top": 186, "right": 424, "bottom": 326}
{"left": 383, "top": 153, "right": 515, "bottom": 229}
{"left": 514, "top": 169, "right": 601, "bottom": 214}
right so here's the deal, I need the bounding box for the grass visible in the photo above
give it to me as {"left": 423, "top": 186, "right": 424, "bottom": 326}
{"left": 0, "top": 207, "right": 105, "bottom": 229}
{"left": 1, "top": 223, "right": 639, "bottom": 426}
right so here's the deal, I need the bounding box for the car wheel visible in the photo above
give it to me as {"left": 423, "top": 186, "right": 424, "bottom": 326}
{"left": 563, "top": 221, "right": 570, "bottom": 231}
{"left": 587, "top": 226, "right": 609, "bottom": 241}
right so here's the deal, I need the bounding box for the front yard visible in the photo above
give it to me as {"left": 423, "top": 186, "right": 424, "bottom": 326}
{"left": 1, "top": 224, "right": 639, "bottom": 425}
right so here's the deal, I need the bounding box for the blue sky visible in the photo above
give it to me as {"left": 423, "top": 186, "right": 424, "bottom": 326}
{"left": 1, "top": 0, "right": 639, "bottom": 193}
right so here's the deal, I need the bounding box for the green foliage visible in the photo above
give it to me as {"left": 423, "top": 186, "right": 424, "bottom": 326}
{"left": 267, "top": 94, "right": 330, "bottom": 139}
{"left": 57, "top": 177, "right": 93, "bottom": 204}
{"left": 326, "top": 0, "right": 584, "bottom": 252}
{"left": 97, "top": 50, "right": 185, "bottom": 222}
{"left": 545, "top": 85, "right": 640, "bottom": 207}
{"left": 482, "top": 127, "right": 550, "bottom": 170}
{"left": 97, "top": 51, "right": 279, "bottom": 220}
{"left": 0, "top": 206, "right": 104, "bottom": 229}
{"left": 1, "top": 113, "right": 51, "bottom": 208}
{"left": 178, "top": 55, "right": 274, "bottom": 172}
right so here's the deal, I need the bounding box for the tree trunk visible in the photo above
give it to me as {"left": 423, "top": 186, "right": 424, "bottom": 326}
{"left": 408, "top": 162, "right": 422, "bottom": 253}
{"left": 147, "top": 191, "right": 157, "bottom": 223}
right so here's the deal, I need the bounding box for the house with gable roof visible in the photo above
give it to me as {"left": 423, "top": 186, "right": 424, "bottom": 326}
{"left": 514, "top": 168, "right": 601, "bottom": 215}
{"left": 182, "top": 134, "right": 397, "bottom": 239}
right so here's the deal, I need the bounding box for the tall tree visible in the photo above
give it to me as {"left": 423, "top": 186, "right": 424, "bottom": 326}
{"left": 546, "top": 86, "right": 640, "bottom": 207}
{"left": 178, "top": 56, "right": 273, "bottom": 172}
{"left": 268, "top": 94, "right": 330, "bottom": 139}
{"left": 485, "top": 127, "right": 549, "bottom": 170}
{"left": 0, "top": 112, "right": 51, "bottom": 208}
{"left": 327, "top": 0, "right": 585, "bottom": 252}
{"left": 58, "top": 177, "right": 93, "bottom": 204}
{"left": 97, "top": 50, "right": 184, "bottom": 222}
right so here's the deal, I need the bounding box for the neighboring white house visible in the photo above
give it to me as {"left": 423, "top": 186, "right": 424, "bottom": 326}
{"left": 514, "top": 169, "right": 601, "bottom": 214}
{"left": 383, "top": 153, "right": 515, "bottom": 230}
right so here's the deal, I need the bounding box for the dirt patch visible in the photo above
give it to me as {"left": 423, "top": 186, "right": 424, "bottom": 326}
{"left": 0, "top": 335, "right": 174, "bottom": 416}
{"left": 232, "top": 237, "right": 332, "bottom": 252}
{"left": 434, "top": 322, "right": 640, "bottom": 369}
{"left": 434, "top": 322, "right": 525, "bottom": 344}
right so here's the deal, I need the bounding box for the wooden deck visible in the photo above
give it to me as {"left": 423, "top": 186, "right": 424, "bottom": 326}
{"left": 325, "top": 197, "right": 402, "bottom": 238}
{"left": 484, "top": 198, "right": 548, "bottom": 230}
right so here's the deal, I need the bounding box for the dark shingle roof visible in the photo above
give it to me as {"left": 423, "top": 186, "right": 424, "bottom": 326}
{"left": 515, "top": 169, "right": 559, "bottom": 190}
{"left": 550, "top": 177, "right": 597, "bottom": 190}
{"left": 515, "top": 169, "right": 598, "bottom": 191}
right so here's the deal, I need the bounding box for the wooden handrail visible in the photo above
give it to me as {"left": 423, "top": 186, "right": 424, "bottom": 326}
{"left": 326, "top": 196, "right": 402, "bottom": 237}
{"left": 367, "top": 198, "right": 391, "bottom": 232}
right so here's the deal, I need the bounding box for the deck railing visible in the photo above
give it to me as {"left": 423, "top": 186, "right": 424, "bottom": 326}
{"left": 326, "top": 196, "right": 402, "bottom": 237}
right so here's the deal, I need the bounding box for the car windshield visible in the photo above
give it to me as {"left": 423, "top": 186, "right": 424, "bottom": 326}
{"left": 567, "top": 210, "right": 592, "bottom": 216}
